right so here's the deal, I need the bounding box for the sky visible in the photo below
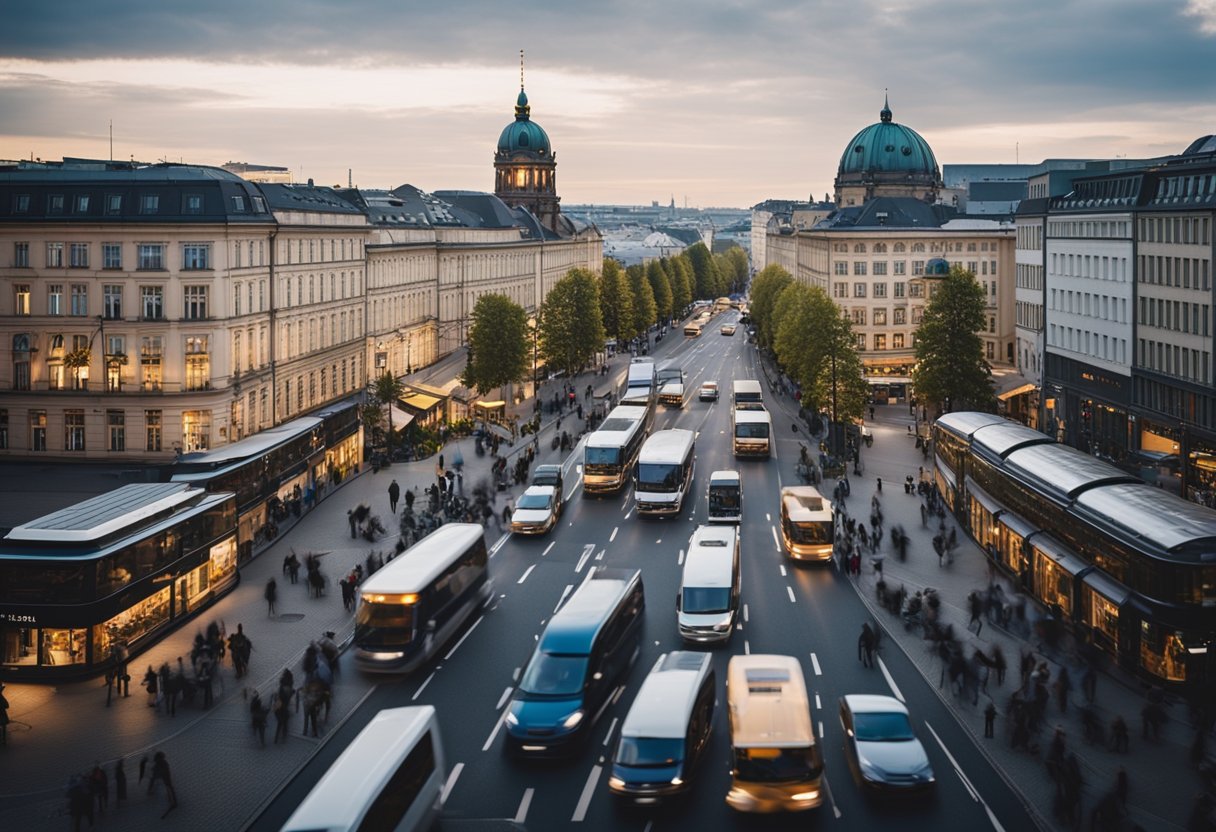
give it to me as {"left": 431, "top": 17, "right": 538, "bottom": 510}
{"left": 2, "top": 0, "right": 1215, "bottom": 208}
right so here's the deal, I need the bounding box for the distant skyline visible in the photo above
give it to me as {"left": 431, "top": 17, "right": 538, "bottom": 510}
{"left": 2, "top": 1, "right": 1215, "bottom": 207}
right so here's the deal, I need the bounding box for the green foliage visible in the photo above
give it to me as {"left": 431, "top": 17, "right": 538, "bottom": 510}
{"left": 667, "top": 256, "right": 694, "bottom": 314}
{"left": 626, "top": 264, "right": 657, "bottom": 336}
{"left": 685, "top": 243, "right": 721, "bottom": 300}
{"left": 747, "top": 264, "right": 794, "bottom": 348}
{"left": 461, "top": 293, "right": 530, "bottom": 396}
{"left": 719, "top": 245, "right": 750, "bottom": 293}
{"left": 539, "top": 268, "right": 606, "bottom": 377}
{"left": 647, "top": 260, "right": 674, "bottom": 323}
{"left": 367, "top": 371, "right": 406, "bottom": 451}
{"left": 599, "top": 259, "right": 635, "bottom": 344}
{"left": 912, "top": 266, "right": 994, "bottom": 414}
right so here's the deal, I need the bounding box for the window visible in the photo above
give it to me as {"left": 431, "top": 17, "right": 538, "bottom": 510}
{"left": 47, "top": 242, "right": 64, "bottom": 268}
{"left": 182, "top": 193, "right": 203, "bottom": 214}
{"left": 107, "top": 411, "right": 125, "bottom": 452}
{"left": 986, "top": 341, "right": 995, "bottom": 359}
{"left": 73, "top": 194, "right": 90, "bottom": 214}
{"left": 909, "top": 282, "right": 924, "bottom": 298}
{"left": 12, "top": 334, "right": 31, "bottom": 391}
{"left": 894, "top": 281, "right": 905, "bottom": 298}
{"left": 70, "top": 334, "right": 90, "bottom": 389}
{"left": 851, "top": 309, "right": 866, "bottom": 325}
{"left": 856, "top": 333, "right": 867, "bottom": 350}
{"left": 139, "top": 194, "right": 160, "bottom": 214}
{"left": 105, "top": 194, "right": 122, "bottom": 215}
{"left": 893, "top": 307, "right": 906, "bottom": 325}
{"left": 833, "top": 283, "right": 848, "bottom": 298}
{"left": 854, "top": 262, "right": 867, "bottom": 275}
{"left": 182, "top": 244, "right": 210, "bottom": 270}
{"left": 30, "top": 410, "right": 46, "bottom": 451}
{"left": 70, "top": 284, "right": 88, "bottom": 316}
{"left": 183, "top": 410, "right": 211, "bottom": 452}
{"left": 231, "top": 195, "right": 248, "bottom": 213}
{"left": 103, "top": 285, "right": 123, "bottom": 319}
{"left": 103, "top": 243, "right": 121, "bottom": 269}
{"left": 873, "top": 308, "right": 887, "bottom": 325}
{"left": 873, "top": 261, "right": 887, "bottom": 275}
{"left": 140, "top": 336, "right": 163, "bottom": 391}
{"left": 893, "top": 260, "right": 905, "bottom": 275}
{"left": 234, "top": 283, "right": 241, "bottom": 317}
{"left": 893, "top": 333, "right": 905, "bottom": 349}
{"left": 65, "top": 410, "right": 86, "bottom": 451}
{"left": 140, "top": 286, "right": 164, "bottom": 320}
{"left": 146, "top": 410, "right": 162, "bottom": 452}
{"left": 12, "top": 194, "right": 30, "bottom": 214}
{"left": 137, "top": 244, "right": 165, "bottom": 270}
{"left": 14, "top": 242, "right": 29, "bottom": 268}
{"left": 70, "top": 243, "right": 89, "bottom": 268}
{"left": 185, "top": 335, "right": 210, "bottom": 391}
{"left": 183, "top": 286, "right": 208, "bottom": 320}
{"left": 48, "top": 194, "right": 65, "bottom": 214}
{"left": 14, "top": 284, "right": 30, "bottom": 315}
{"left": 854, "top": 283, "right": 867, "bottom": 298}
{"left": 875, "top": 334, "right": 887, "bottom": 350}
{"left": 873, "top": 282, "right": 887, "bottom": 298}
{"left": 106, "top": 335, "right": 125, "bottom": 391}
{"left": 47, "top": 284, "right": 63, "bottom": 315}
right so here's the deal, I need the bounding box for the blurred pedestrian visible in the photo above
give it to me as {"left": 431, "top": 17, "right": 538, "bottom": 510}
{"left": 114, "top": 758, "right": 127, "bottom": 804}
{"left": 984, "top": 701, "right": 997, "bottom": 738}
{"left": 88, "top": 762, "right": 108, "bottom": 816}
{"left": 147, "top": 751, "right": 177, "bottom": 816}
{"left": 265, "top": 578, "right": 278, "bottom": 617}
{"left": 1115, "top": 766, "right": 1129, "bottom": 810}
{"left": 387, "top": 479, "right": 400, "bottom": 514}
{"left": 1111, "top": 714, "right": 1129, "bottom": 752}
{"left": 250, "top": 692, "right": 268, "bottom": 747}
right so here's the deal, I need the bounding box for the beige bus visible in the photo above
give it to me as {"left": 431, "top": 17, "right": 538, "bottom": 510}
{"left": 779, "top": 486, "right": 835, "bottom": 562}
{"left": 725, "top": 654, "right": 824, "bottom": 812}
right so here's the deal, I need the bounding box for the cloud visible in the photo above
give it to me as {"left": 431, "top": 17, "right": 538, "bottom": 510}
{"left": 1184, "top": 0, "right": 1216, "bottom": 34}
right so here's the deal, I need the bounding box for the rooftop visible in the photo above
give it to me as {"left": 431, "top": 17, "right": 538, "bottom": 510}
{"left": 6, "top": 483, "right": 201, "bottom": 544}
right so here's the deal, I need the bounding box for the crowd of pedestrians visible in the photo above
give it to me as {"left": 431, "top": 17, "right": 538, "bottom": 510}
{"left": 64, "top": 751, "right": 176, "bottom": 828}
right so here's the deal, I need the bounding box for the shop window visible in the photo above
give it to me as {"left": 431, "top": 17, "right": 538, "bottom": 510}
{"left": 93, "top": 588, "right": 171, "bottom": 660}
{"left": 41, "top": 628, "right": 87, "bottom": 666}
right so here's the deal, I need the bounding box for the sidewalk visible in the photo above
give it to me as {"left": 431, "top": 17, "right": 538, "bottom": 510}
{"left": 766, "top": 390, "right": 1205, "bottom": 831}
{"left": 0, "top": 350, "right": 632, "bottom": 831}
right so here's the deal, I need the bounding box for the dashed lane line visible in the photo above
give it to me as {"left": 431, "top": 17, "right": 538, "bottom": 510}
{"left": 514, "top": 788, "right": 535, "bottom": 824}
{"left": 441, "top": 762, "right": 464, "bottom": 802}
{"left": 571, "top": 764, "right": 603, "bottom": 822}
{"left": 443, "top": 615, "right": 484, "bottom": 661}
{"left": 877, "top": 655, "right": 906, "bottom": 703}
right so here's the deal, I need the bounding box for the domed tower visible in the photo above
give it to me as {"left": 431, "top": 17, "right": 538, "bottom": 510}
{"left": 834, "top": 95, "right": 942, "bottom": 207}
{"left": 494, "top": 57, "right": 560, "bottom": 232}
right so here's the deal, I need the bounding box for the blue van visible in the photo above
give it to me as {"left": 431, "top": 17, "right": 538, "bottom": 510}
{"left": 505, "top": 568, "right": 645, "bottom": 756}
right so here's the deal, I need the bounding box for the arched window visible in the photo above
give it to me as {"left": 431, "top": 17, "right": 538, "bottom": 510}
{"left": 854, "top": 243, "right": 867, "bottom": 253}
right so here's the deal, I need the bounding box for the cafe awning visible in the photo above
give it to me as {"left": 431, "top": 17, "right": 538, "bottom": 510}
{"left": 401, "top": 392, "right": 442, "bottom": 413}
{"left": 998, "top": 382, "right": 1038, "bottom": 402}
{"left": 387, "top": 405, "right": 414, "bottom": 430}
{"left": 476, "top": 400, "right": 506, "bottom": 410}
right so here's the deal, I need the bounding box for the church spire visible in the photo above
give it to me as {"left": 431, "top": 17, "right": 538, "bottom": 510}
{"left": 880, "top": 89, "right": 892, "bottom": 124}
{"left": 515, "top": 49, "right": 530, "bottom": 119}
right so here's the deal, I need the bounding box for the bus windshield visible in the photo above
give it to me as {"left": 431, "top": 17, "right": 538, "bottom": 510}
{"left": 519, "top": 653, "right": 588, "bottom": 698}
{"left": 735, "top": 423, "right": 770, "bottom": 439}
{"left": 355, "top": 600, "right": 414, "bottom": 648}
{"left": 734, "top": 745, "right": 823, "bottom": 784}
{"left": 616, "top": 737, "right": 685, "bottom": 767}
{"left": 585, "top": 447, "right": 621, "bottom": 469}
{"left": 683, "top": 586, "right": 732, "bottom": 614}
{"left": 638, "top": 463, "right": 682, "bottom": 492}
{"left": 788, "top": 520, "right": 832, "bottom": 546}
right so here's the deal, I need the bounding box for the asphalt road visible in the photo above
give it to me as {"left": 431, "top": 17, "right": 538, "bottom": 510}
{"left": 249, "top": 313, "right": 1037, "bottom": 832}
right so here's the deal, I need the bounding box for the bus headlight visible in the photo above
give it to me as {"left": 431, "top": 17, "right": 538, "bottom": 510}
{"left": 504, "top": 711, "right": 519, "bottom": 727}
{"left": 562, "top": 710, "right": 585, "bottom": 729}
{"left": 791, "top": 790, "right": 819, "bottom": 801}
{"left": 608, "top": 776, "right": 626, "bottom": 790}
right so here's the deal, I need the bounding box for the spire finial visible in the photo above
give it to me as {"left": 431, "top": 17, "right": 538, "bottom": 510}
{"left": 514, "top": 51, "right": 531, "bottom": 120}
{"left": 520, "top": 49, "right": 525, "bottom": 90}
{"left": 880, "top": 89, "right": 892, "bottom": 124}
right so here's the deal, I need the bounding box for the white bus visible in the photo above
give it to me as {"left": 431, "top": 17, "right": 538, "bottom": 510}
{"left": 732, "top": 379, "right": 763, "bottom": 409}
{"left": 354, "top": 523, "right": 494, "bottom": 673}
{"left": 725, "top": 654, "right": 824, "bottom": 813}
{"left": 635, "top": 429, "right": 696, "bottom": 516}
{"left": 583, "top": 405, "right": 650, "bottom": 496}
{"left": 281, "top": 705, "right": 445, "bottom": 832}
{"left": 779, "top": 486, "right": 835, "bottom": 562}
{"left": 732, "top": 407, "right": 772, "bottom": 457}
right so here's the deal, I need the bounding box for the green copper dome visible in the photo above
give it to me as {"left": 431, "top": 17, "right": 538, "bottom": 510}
{"left": 497, "top": 87, "right": 551, "bottom": 156}
{"left": 838, "top": 96, "right": 938, "bottom": 177}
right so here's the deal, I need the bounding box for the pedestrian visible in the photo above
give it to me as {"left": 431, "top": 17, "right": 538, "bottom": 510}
{"left": 404, "top": 488, "right": 415, "bottom": 511}
{"left": 147, "top": 751, "right": 177, "bottom": 815}
{"left": 250, "top": 692, "right": 268, "bottom": 747}
{"left": 1115, "top": 765, "right": 1128, "bottom": 810}
{"left": 347, "top": 509, "right": 358, "bottom": 539}
{"left": 66, "top": 773, "right": 93, "bottom": 832}
{"left": 502, "top": 501, "right": 513, "bottom": 526}
{"left": 858, "top": 623, "right": 876, "bottom": 668}
{"left": 968, "top": 591, "right": 984, "bottom": 635}
{"left": 273, "top": 690, "right": 291, "bottom": 743}
{"left": 1111, "top": 714, "right": 1129, "bottom": 752}
{"left": 1081, "top": 664, "right": 1097, "bottom": 704}
{"left": 89, "top": 762, "right": 108, "bottom": 816}
{"left": 114, "top": 758, "right": 127, "bottom": 804}
{"left": 920, "top": 503, "right": 928, "bottom": 527}
{"left": 991, "top": 645, "right": 1007, "bottom": 687}
{"left": 984, "top": 701, "right": 997, "bottom": 738}
{"left": 143, "top": 664, "right": 158, "bottom": 708}
{"left": 1054, "top": 666, "right": 1071, "bottom": 713}
{"left": 265, "top": 577, "right": 278, "bottom": 617}
{"left": 876, "top": 476, "right": 882, "bottom": 493}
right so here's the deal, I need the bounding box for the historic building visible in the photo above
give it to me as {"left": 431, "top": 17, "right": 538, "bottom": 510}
{"left": 494, "top": 82, "right": 561, "bottom": 235}
{"left": 834, "top": 96, "right": 943, "bottom": 207}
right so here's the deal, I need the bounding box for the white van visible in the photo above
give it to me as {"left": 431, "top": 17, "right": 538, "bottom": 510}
{"left": 707, "top": 470, "right": 742, "bottom": 524}
{"left": 635, "top": 429, "right": 696, "bottom": 516}
{"left": 732, "top": 407, "right": 772, "bottom": 457}
{"left": 677, "top": 525, "right": 741, "bottom": 644}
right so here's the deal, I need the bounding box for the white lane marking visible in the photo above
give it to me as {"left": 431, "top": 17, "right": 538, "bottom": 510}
{"left": 412, "top": 670, "right": 437, "bottom": 701}
{"left": 623, "top": 508, "right": 633, "bottom": 520}
{"left": 575, "top": 544, "right": 594, "bottom": 573}
{"left": 777, "top": 471, "right": 783, "bottom": 489}
{"left": 512, "top": 666, "right": 521, "bottom": 682}
{"left": 564, "top": 469, "right": 583, "bottom": 502}
{"left": 787, "top": 586, "right": 796, "bottom": 603}
{"left": 643, "top": 822, "right": 653, "bottom": 832}
{"left": 514, "top": 788, "right": 535, "bottom": 823}
{"left": 766, "top": 512, "right": 772, "bottom": 522}
{"left": 496, "top": 686, "right": 514, "bottom": 710}
{"left": 542, "top": 541, "right": 556, "bottom": 557}
{"left": 611, "top": 684, "right": 627, "bottom": 705}
{"left": 595, "top": 548, "right": 605, "bottom": 561}
{"left": 815, "top": 694, "right": 822, "bottom": 710}
{"left": 441, "top": 762, "right": 464, "bottom": 802}
{"left": 656, "top": 538, "right": 662, "bottom": 544}
{"left": 554, "top": 584, "right": 574, "bottom": 612}
{"left": 819, "top": 720, "right": 824, "bottom": 738}
{"left": 603, "top": 716, "right": 619, "bottom": 746}
{"left": 810, "top": 652, "right": 822, "bottom": 675}
{"left": 772, "top": 526, "right": 781, "bottom": 550}
{"left": 744, "top": 639, "right": 751, "bottom": 655}
{"left": 678, "top": 548, "right": 685, "bottom": 565}
{"left": 517, "top": 564, "right": 536, "bottom": 585}
{"left": 482, "top": 707, "right": 508, "bottom": 751}
{"left": 877, "top": 656, "right": 906, "bottom": 703}
{"left": 610, "top": 526, "right": 619, "bottom": 542}
{"left": 571, "top": 764, "right": 603, "bottom": 822}
{"left": 822, "top": 772, "right": 843, "bottom": 819}
{"left": 489, "top": 533, "right": 509, "bottom": 557}
{"left": 925, "top": 720, "right": 995, "bottom": 814}
{"left": 779, "top": 563, "right": 787, "bottom": 577}
{"left": 743, "top": 603, "right": 749, "bottom": 623}
{"left": 443, "top": 615, "right": 484, "bottom": 661}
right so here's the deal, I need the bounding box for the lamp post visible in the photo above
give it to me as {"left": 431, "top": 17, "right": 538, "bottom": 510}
{"left": 405, "top": 332, "right": 413, "bottom": 375}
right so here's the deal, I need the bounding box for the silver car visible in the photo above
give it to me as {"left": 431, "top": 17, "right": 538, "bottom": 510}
{"left": 838, "top": 694, "right": 935, "bottom": 792}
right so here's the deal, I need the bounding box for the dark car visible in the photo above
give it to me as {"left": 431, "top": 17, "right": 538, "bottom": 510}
{"left": 532, "top": 463, "right": 564, "bottom": 497}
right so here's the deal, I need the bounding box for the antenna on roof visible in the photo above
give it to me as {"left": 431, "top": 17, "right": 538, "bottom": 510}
{"left": 520, "top": 48, "right": 525, "bottom": 89}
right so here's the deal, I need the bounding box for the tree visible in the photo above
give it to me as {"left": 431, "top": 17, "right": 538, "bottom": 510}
{"left": 461, "top": 293, "right": 530, "bottom": 396}
{"left": 685, "top": 242, "right": 720, "bottom": 300}
{"left": 667, "top": 255, "right": 693, "bottom": 315}
{"left": 647, "top": 260, "right": 673, "bottom": 324}
{"left": 369, "top": 371, "right": 405, "bottom": 455}
{"left": 912, "top": 266, "right": 994, "bottom": 414}
{"left": 538, "top": 268, "right": 606, "bottom": 377}
{"left": 599, "top": 258, "right": 634, "bottom": 344}
{"left": 720, "top": 245, "right": 750, "bottom": 293}
{"left": 626, "top": 264, "right": 657, "bottom": 337}
{"left": 747, "top": 264, "right": 794, "bottom": 348}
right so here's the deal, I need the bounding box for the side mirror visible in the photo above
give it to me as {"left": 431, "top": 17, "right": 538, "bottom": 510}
{"left": 426, "top": 620, "right": 437, "bottom": 634}
{"left": 676, "top": 593, "right": 682, "bottom": 611}
{"left": 592, "top": 671, "right": 604, "bottom": 681}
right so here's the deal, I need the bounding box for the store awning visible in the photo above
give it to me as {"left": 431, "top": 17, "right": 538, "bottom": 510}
{"left": 965, "top": 477, "right": 1004, "bottom": 516}
{"left": 401, "top": 393, "right": 442, "bottom": 412}
{"left": 387, "top": 405, "right": 413, "bottom": 430}
{"left": 996, "top": 509, "right": 1039, "bottom": 541}
{"left": 998, "top": 383, "right": 1038, "bottom": 402}
{"left": 1082, "top": 570, "right": 1130, "bottom": 608}
{"left": 1029, "top": 533, "right": 1090, "bottom": 578}
{"left": 476, "top": 400, "right": 506, "bottom": 410}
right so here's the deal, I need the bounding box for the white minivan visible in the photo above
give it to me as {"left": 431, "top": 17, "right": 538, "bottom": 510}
{"left": 677, "top": 524, "right": 741, "bottom": 644}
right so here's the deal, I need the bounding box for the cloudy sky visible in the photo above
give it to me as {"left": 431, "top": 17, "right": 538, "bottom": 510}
{"left": 2, "top": 0, "right": 1214, "bottom": 207}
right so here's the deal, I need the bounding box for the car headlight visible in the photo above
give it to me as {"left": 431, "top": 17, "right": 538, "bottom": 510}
{"left": 791, "top": 790, "right": 819, "bottom": 801}
{"left": 504, "top": 711, "right": 519, "bottom": 727}
{"left": 858, "top": 756, "right": 880, "bottom": 777}
{"left": 562, "top": 710, "right": 585, "bottom": 729}
{"left": 670, "top": 776, "right": 683, "bottom": 786}
{"left": 712, "top": 621, "right": 731, "bottom": 631}
{"left": 608, "top": 776, "right": 626, "bottom": 789}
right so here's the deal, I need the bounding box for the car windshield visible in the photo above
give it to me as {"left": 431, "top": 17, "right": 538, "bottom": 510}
{"left": 519, "top": 653, "right": 588, "bottom": 697}
{"left": 355, "top": 600, "right": 414, "bottom": 648}
{"left": 682, "top": 586, "right": 732, "bottom": 614}
{"left": 638, "top": 463, "right": 681, "bottom": 492}
{"left": 735, "top": 423, "right": 770, "bottom": 439}
{"left": 709, "top": 486, "right": 740, "bottom": 512}
{"left": 584, "top": 447, "right": 621, "bottom": 467}
{"left": 516, "top": 492, "right": 552, "bottom": 510}
{"left": 616, "top": 737, "right": 685, "bottom": 767}
{"left": 853, "top": 711, "right": 916, "bottom": 742}
{"left": 789, "top": 520, "right": 831, "bottom": 545}
{"left": 734, "top": 745, "right": 822, "bottom": 784}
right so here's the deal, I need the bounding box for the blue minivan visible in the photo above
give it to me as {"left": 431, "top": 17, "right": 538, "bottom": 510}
{"left": 505, "top": 568, "right": 645, "bottom": 756}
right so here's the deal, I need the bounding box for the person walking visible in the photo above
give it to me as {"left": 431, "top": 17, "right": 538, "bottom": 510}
{"left": 147, "top": 751, "right": 178, "bottom": 816}
{"left": 250, "top": 692, "right": 268, "bottom": 747}
{"left": 114, "top": 758, "right": 127, "bottom": 805}
{"left": 984, "top": 701, "right": 997, "bottom": 738}
{"left": 143, "top": 664, "right": 158, "bottom": 708}
{"left": 273, "top": 690, "right": 291, "bottom": 743}
{"left": 1115, "top": 766, "right": 1129, "bottom": 810}
{"left": 858, "top": 623, "right": 876, "bottom": 668}
{"left": 876, "top": 476, "right": 882, "bottom": 493}
{"left": 66, "top": 773, "right": 93, "bottom": 832}
{"left": 967, "top": 591, "right": 984, "bottom": 635}
{"left": 387, "top": 479, "right": 400, "bottom": 514}
{"left": 265, "top": 577, "right": 278, "bottom": 617}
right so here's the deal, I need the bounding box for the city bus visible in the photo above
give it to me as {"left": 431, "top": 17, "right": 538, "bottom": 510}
{"left": 732, "top": 407, "right": 772, "bottom": 457}
{"left": 779, "top": 486, "right": 834, "bottom": 562}
{"left": 732, "top": 379, "right": 764, "bottom": 409}
{"left": 281, "top": 705, "right": 445, "bottom": 832}
{"left": 684, "top": 322, "right": 703, "bottom": 337}
{"left": 354, "top": 523, "right": 493, "bottom": 673}
{"left": 635, "top": 429, "right": 696, "bottom": 516}
{"left": 583, "top": 405, "right": 650, "bottom": 496}
{"left": 725, "top": 654, "right": 823, "bottom": 812}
